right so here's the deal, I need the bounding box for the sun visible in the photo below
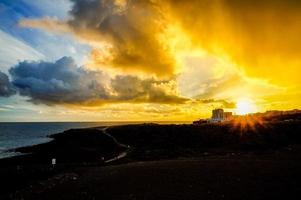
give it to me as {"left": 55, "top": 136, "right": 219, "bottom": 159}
{"left": 235, "top": 98, "right": 257, "bottom": 115}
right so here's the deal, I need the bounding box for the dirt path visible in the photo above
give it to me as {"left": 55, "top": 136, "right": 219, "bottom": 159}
{"left": 101, "top": 127, "right": 130, "bottom": 163}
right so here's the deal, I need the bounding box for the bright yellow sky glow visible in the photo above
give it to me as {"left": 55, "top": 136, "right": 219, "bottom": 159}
{"left": 1, "top": 0, "right": 301, "bottom": 122}
{"left": 235, "top": 98, "right": 258, "bottom": 115}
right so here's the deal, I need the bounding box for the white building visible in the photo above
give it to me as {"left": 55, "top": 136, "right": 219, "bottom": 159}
{"left": 211, "top": 109, "right": 224, "bottom": 122}
{"left": 211, "top": 109, "right": 232, "bottom": 122}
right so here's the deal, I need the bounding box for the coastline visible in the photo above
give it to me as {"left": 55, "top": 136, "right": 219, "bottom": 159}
{"left": 0, "top": 121, "right": 190, "bottom": 159}
{"left": 1, "top": 121, "right": 301, "bottom": 199}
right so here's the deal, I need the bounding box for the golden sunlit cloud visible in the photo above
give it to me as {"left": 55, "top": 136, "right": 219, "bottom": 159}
{"left": 168, "top": 0, "right": 301, "bottom": 86}
{"left": 15, "top": 0, "right": 301, "bottom": 120}
{"left": 20, "top": 1, "right": 177, "bottom": 77}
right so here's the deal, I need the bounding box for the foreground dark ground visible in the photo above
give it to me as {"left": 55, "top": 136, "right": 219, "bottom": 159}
{"left": 1, "top": 114, "right": 301, "bottom": 199}
{"left": 7, "top": 157, "right": 301, "bottom": 200}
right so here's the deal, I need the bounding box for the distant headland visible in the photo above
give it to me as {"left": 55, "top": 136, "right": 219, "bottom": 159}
{"left": 193, "top": 109, "right": 301, "bottom": 124}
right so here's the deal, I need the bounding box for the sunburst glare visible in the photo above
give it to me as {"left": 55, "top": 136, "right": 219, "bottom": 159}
{"left": 235, "top": 98, "right": 257, "bottom": 115}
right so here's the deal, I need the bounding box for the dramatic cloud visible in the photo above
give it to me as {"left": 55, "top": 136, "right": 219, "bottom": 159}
{"left": 199, "top": 99, "right": 236, "bottom": 109}
{"left": 0, "top": 71, "right": 15, "bottom": 97}
{"left": 111, "top": 76, "right": 187, "bottom": 104}
{"left": 9, "top": 57, "right": 186, "bottom": 105}
{"left": 9, "top": 57, "right": 109, "bottom": 104}
{"left": 19, "top": 0, "right": 301, "bottom": 86}
{"left": 13, "top": 0, "right": 301, "bottom": 119}
{"left": 168, "top": 0, "right": 301, "bottom": 86}
{"left": 20, "top": 0, "right": 301, "bottom": 82}
{"left": 20, "top": 0, "right": 176, "bottom": 77}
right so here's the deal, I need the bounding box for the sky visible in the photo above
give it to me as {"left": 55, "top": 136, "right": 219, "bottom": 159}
{"left": 0, "top": 0, "right": 300, "bottom": 122}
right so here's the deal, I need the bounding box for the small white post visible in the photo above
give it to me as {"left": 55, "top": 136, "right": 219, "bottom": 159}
{"left": 52, "top": 158, "right": 56, "bottom": 168}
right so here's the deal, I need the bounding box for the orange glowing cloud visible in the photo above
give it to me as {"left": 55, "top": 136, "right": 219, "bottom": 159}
{"left": 17, "top": 0, "right": 301, "bottom": 118}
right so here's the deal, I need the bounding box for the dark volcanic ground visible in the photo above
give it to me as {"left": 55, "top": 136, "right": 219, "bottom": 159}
{"left": 8, "top": 156, "right": 301, "bottom": 200}
{"left": 1, "top": 117, "right": 301, "bottom": 200}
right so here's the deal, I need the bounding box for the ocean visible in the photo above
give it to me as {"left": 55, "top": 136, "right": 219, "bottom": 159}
{"left": 0, "top": 121, "right": 189, "bottom": 159}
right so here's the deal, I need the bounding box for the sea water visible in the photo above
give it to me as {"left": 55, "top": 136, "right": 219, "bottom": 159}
{"left": 0, "top": 121, "right": 188, "bottom": 158}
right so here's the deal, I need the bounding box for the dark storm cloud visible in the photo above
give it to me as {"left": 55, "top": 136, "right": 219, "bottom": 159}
{"left": 0, "top": 71, "right": 15, "bottom": 97}
{"left": 9, "top": 57, "right": 109, "bottom": 104}
{"left": 9, "top": 57, "right": 186, "bottom": 105}
{"left": 111, "top": 75, "right": 187, "bottom": 103}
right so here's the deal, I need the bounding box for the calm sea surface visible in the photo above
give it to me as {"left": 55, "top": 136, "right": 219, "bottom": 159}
{"left": 0, "top": 121, "right": 189, "bottom": 158}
